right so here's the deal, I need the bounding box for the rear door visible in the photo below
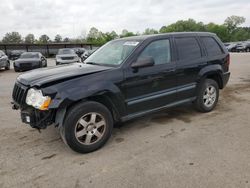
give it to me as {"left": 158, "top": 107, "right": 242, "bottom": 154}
{"left": 174, "top": 36, "right": 206, "bottom": 100}
{"left": 123, "top": 38, "right": 177, "bottom": 115}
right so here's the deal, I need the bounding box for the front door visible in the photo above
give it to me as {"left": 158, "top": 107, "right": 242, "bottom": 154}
{"left": 123, "top": 39, "right": 177, "bottom": 115}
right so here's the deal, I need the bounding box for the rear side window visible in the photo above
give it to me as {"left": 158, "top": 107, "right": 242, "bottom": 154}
{"left": 175, "top": 37, "right": 202, "bottom": 62}
{"left": 201, "top": 37, "right": 223, "bottom": 56}
{"left": 138, "top": 39, "right": 171, "bottom": 65}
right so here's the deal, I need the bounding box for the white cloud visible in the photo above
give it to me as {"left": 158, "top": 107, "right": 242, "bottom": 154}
{"left": 0, "top": 0, "right": 249, "bottom": 39}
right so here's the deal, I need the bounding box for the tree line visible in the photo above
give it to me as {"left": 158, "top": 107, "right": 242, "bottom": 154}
{"left": 0, "top": 15, "right": 249, "bottom": 45}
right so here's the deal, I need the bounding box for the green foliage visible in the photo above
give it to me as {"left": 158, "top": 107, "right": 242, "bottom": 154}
{"left": 160, "top": 19, "right": 206, "bottom": 33}
{"left": 24, "top": 34, "right": 35, "bottom": 44}
{"left": 143, "top": 28, "right": 158, "bottom": 35}
{"left": 86, "top": 27, "right": 119, "bottom": 45}
{"left": 224, "top": 15, "right": 246, "bottom": 34}
{"left": 1, "top": 15, "right": 249, "bottom": 44}
{"left": 38, "top": 34, "right": 50, "bottom": 44}
{"left": 54, "top": 34, "right": 62, "bottom": 43}
{"left": 205, "top": 23, "right": 230, "bottom": 42}
{"left": 63, "top": 37, "right": 70, "bottom": 42}
{"left": 159, "top": 16, "right": 249, "bottom": 42}
{"left": 2, "top": 32, "right": 22, "bottom": 43}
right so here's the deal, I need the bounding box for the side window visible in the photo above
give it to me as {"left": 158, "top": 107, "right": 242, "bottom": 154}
{"left": 138, "top": 39, "right": 171, "bottom": 65}
{"left": 201, "top": 37, "right": 223, "bottom": 56}
{"left": 175, "top": 37, "right": 202, "bottom": 62}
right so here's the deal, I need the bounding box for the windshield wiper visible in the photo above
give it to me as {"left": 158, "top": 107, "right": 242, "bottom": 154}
{"left": 85, "top": 62, "right": 101, "bottom": 66}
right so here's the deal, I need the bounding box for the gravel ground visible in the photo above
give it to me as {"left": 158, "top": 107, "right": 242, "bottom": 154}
{"left": 0, "top": 54, "right": 250, "bottom": 188}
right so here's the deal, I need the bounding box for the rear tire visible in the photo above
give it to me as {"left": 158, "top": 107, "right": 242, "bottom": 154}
{"left": 60, "top": 101, "right": 113, "bottom": 153}
{"left": 5, "top": 61, "right": 10, "bottom": 70}
{"left": 14, "top": 67, "right": 19, "bottom": 72}
{"left": 194, "top": 79, "right": 219, "bottom": 113}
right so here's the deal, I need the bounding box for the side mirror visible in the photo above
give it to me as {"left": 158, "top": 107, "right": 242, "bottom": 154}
{"left": 131, "top": 56, "right": 155, "bottom": 69}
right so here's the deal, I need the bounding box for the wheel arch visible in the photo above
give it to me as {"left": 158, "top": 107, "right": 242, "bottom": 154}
{"left": 197, "top": 65, "right": 224, "bottom": 89}
{"left": 55, "top": 91, "right": 124, "bottom": 128}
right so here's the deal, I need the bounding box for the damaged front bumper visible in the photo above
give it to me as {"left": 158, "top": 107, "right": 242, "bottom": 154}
{"left": 13, "top": 103, "right": 55, "bottom": 130}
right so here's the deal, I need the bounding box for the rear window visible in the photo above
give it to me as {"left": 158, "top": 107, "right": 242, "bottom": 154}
{"left": 201, "top": 37, "right": 223, "bottom": 56}
{"left": 175, "top": 37, "right": 202, "bottom": 62}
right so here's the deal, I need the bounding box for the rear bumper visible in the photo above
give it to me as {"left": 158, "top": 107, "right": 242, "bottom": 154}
{"left": 222, "top": 72, "right": 230, "bottom": 88}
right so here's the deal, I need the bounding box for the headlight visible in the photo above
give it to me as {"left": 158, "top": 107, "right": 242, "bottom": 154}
{"left": 26, "top": 88, "right": 51, "bottom": 110}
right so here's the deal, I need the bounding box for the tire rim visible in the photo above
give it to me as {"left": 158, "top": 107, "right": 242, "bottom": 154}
{"left": 75, "top": 112, "right": 106, "bottom": 145}
{"left": 203, "top": 85, "right": 217, "bottom": 108}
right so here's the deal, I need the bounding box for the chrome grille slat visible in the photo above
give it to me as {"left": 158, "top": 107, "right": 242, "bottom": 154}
{"left": 12, "top": 82, "right": 27, "bottom": 105}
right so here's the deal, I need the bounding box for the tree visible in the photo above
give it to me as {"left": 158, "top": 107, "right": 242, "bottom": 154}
{"left": 2, "top": 32, "right": 22, "bottom": 43}
{"left": 160, "top": 19, "right": 206, "bottom": 33}
{"left": 120, "top": 29, "right": 136, "bottom": 38}
{"left": 103, "top": 31, "right": 118, "bottom": 42}
{"left": 143, "top": 28, "right": 158, "bottom": 35}
{"left": 224, "top": 15, "right": 246, "bottom": 33}
{"left": 25, "top": 34, "right": 35, "bottom": 44}
{"left": 159, "top": 26, "right": 167, "bottom": 33}
{"left": 63, "top": 37, "right": 70, "bottom": 42}
{"left": 87, "top": 27, "right": 100, "bottom": 42}
{"left": 39, "top": 34, "right": 50, "bottom": 43}
{"left": 205, "top": 23, "right": 230, "bottom": 42}
{"left": 54, "top": 34, "right": 62, "bottom": 43}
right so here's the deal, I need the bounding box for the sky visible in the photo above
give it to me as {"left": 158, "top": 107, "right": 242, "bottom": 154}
{"left": 0, "top": 0, "right": 250, "bottom": 39}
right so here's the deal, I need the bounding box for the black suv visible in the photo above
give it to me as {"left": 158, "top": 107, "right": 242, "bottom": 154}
{"left": 12, "top": 32, "right": 230, "bottom": 153}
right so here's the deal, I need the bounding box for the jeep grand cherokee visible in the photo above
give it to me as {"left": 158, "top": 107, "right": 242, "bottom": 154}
{"left": 12, "top": 32, "right": 230, "bottom": 153}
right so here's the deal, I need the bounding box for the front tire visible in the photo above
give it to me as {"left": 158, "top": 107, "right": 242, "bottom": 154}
{"left": 194, "top": 79, "right": 219, "bottom": 112}
{"left": 5, "top": 61, "right": 10, "bottom": 70}
{"left": 60, "top": 101, "right": 113, "bottom": 153}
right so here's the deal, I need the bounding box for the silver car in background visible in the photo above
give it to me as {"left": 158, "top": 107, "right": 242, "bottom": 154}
{"left": 0, "top": 50, "right": 10, "bottom": 70}
{"left": 56, "top": 48, "right": 80, "bottom": 65}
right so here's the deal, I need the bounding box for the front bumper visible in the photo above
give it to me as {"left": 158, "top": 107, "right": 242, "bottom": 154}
{"left": 14, "top": 63, "right": 40, "bottom": 71}
{"left": 56, "top": 59, "right": 79, "bottom": 65}
{"left": 20, "top": 107, "right": 55, "bottom": 129}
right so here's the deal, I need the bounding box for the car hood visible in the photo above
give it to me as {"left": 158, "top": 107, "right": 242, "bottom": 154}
{"left": 17, "top": 63, "right": 113, "bottom": 87}
{"left": 15, "top": 58, "right": 39, "bottom": 63}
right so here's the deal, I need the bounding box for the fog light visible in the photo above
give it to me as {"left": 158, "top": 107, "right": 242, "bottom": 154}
{"left": 26, "top": 116, "right": 30, "bottom": 123}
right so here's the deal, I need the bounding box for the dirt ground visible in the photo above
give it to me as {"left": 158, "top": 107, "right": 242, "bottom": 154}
{"left": 0, "top": 54, "right": 250, "bottom": 188}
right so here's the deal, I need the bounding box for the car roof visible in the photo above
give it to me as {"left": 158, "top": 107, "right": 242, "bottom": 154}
{"left": 115, "top": 32, "right": 216, "bottom": 42}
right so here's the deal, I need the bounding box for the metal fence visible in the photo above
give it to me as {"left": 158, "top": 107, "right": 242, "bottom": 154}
{"left": 0, "top": 43, "right": 95, "bottom": 57}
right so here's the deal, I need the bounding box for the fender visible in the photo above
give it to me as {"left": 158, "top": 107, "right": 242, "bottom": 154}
{"left": 47, "top": 80, "right": 126, "bottom": 122}
{"left": 197, "top": 64, "right": 223, "bottom": 84}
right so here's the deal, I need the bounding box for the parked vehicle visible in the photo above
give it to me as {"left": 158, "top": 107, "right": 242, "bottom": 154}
{"left": 12, "top": 32, "right": 230, "bottom": 153}
{"left": 81, "top": 51, "right": 90, "bottom": 62}
{"left": 236, "top": 42, "right": 250, "bottom": 52}
{"left": 80, "top": 49, "right": 95, "bottom": 62}
{"left": 56, "top": 48, "right": 80, "bottom": 65}
{"left": 73, "top": 48, "right": 87, "bottom": 57}
{"left": 13, "top": 52, "right": 47, "bottom": 72}
{"left": 226, "top": 43, "right": 238, "bottom": 52}
{"left": 9, "top": 50, "right": 25, "bottom": 60}
{"left": 0, "top": 50, "right": 10, "bottom": 70}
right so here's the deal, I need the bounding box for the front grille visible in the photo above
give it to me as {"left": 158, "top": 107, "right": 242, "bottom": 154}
{"left": 61, "top": 57, "right": 74, "bottom": 60}
{"left": 12, "top": 82, "right": 28, "bottom": 105}
{"left": 20, "top": 63, "right": 32, "bottom": 68}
